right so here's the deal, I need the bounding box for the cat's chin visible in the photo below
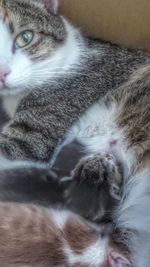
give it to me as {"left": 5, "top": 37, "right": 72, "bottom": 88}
{"left": 0, "top": 85, "right": 26, "bottom": 96}
{"left": 0, "top": 81, "right": 4, "bottom": 91}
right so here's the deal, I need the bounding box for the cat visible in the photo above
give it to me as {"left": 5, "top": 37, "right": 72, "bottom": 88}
{"left": 0, "top": 0, "right": 149, "bottom": 162}
{"left": 0, "top": 201, "right": 131, "bottom": 267}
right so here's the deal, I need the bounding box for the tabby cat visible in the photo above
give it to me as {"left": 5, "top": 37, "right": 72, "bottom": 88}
{"left": 0, "top": 0, "right": 149, "bottom": 161}
{"left": 0, "top": 1, "right": 149, "bottom": 266}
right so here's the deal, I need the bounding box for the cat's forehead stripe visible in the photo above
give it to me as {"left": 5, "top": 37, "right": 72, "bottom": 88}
{"left": 0, "top": 1, "right": 39, "bottom": 30}
{"left": 0, "top": 3, "right": 15, "bottom": 34}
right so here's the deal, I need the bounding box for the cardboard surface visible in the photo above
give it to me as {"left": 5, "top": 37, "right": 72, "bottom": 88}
{"left": 60, "top": 0, "right": 150, "bottom": 51}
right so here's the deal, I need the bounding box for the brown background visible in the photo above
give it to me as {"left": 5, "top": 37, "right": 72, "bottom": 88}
{"left": 60, "top": 0, "right": 150, "bottom": 51}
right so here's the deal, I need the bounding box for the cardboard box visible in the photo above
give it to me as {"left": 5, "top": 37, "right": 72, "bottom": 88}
{"left": 60, "top": 0, "right": 150, "bottom": 51}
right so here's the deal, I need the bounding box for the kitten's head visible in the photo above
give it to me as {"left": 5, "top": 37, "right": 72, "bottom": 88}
{"left": 0, "top": 0, "right": 70, "bottom": 95}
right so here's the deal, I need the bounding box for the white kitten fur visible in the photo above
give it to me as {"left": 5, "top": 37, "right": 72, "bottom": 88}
{"left": 63, "top": 239, "right": 107, "bottom": 267}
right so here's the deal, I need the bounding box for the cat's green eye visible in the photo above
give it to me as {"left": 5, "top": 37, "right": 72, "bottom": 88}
{"left": 15, "top": 30, "right": 34, "bottom": 48}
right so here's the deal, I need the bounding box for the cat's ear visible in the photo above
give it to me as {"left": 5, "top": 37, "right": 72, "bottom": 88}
{"left": 108, "top": 249, "right": 131, "bottom": 267}
{"left": 42, "top": 0, "right": 59, "bottom": 14}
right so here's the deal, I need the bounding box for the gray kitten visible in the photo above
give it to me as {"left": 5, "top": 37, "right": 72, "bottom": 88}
{"left": 0, "top": 0, "right": 149, "bottom": 162}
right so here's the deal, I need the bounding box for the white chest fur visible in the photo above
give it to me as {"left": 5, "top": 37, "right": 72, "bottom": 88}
{"left": 2, "top": 94, "right": 23, "bottom": 119}
{"left": 64, "top": 99, "right": 130, "bottom": 177}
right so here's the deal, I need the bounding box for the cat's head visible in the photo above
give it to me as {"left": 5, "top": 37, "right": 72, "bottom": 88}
{"left": 0, "top": 0, "right": 74, "bottom": 95}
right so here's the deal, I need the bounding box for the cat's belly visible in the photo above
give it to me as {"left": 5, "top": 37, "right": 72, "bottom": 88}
{"left": 51, "top": 100, "right": 131, "bottom": 179}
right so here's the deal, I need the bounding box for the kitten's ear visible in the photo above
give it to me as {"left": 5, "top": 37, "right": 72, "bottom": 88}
{"left": 108, "top": 249, "right": 131, "bottom": 267}
{"left": 42, "top": 0, "right": 59, "bottom": 14}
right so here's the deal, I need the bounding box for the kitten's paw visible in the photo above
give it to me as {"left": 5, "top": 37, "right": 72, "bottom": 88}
{"left": 71, "top": 152, "right": 123, "bottom": 199}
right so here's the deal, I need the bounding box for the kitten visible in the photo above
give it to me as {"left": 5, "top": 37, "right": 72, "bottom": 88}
{"left": 0, "top": 202, "right": 131, "bottom": 267}
{"left": 0, "top": 0, "right": 149, "bottom": 161}
{"left": 62, "top": 153, "right": 123, "bottom": 223}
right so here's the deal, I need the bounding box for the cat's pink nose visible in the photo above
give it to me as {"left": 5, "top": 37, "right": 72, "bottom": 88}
{"left": 0, "top": 71, "right": 9, "bottom": 83}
